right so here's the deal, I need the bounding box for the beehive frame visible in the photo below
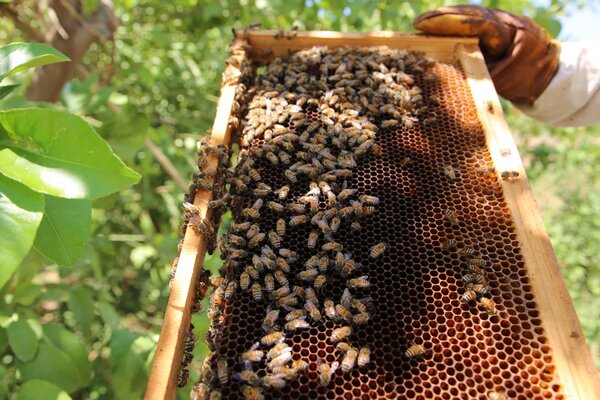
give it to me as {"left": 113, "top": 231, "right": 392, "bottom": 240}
{"left": 145, "top": 31, "right": 599, "bottom": 400}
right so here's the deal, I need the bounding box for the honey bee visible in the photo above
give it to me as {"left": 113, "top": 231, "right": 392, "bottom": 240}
{"left": 285, "top": 308, "right": 306, "bottom": 321}
{"left": 266, "top": 152, "right": 279, "bottom": 165}
{"left": 350, "top": 221, "right": 361, "bottom": 231}
{"left": 242, "top": 349, "right": 265, "bottom": 363}
{"left": 479, "top": 297, "right": 498, "bottom": 315}
{"left": 369, "top": 242, "right": 386, "bottom": 258}
{"left": 444, "top": 208, "right": 459, "bottom": 225}
{"left": 277, "top": 294, "right": 299, "bottom": 307}
{"left": 268, "top": 350, "right": 293, "bottom": 369}
{"left": 353, "top": 312, "right": 370, "bottom": 325}
{"left": 298, "top": 268, "right": 318, "bottom": 282}
{"left": 266, "top": 201, "right": 284, "bottom": 213}
{"left": 275, "top": 257, "right": 290, "bottom": 273}
{"left": 266, "top": 342, "right": 291, "bottom": 360}
{"left": 304, "top": 299, "right": 322, "bottom": 321}
{"left": 441, "top": 238, "right": 457, "bottom": 249}
{"left": 261, "top": 245, "right": 276, "bottom": 259}
{"left": 290, "top": 215, "right": 309, "bottom": 226}
{"left": 248, "top": 169, "right": 261, "bottom": 182}
{"left": 292, "top": 359, "right": 309, "bottom": 371}
{"left": 216, "top": 357, "right": 229, "bottom": 384}
{"left": 357, "top": 346, "right": 371, "bottom": 368}
{"left": 285, "top": 318, "right": 310, "bottom": 331}
{"left": 284, "top": 169, "right": 298, "bottom": 183}
{"left": 270, "top": 285, "right": 291, "bottom": 300}
{"left": 318, "top": 361, "right": 339, "bottom": 387}
{"left": 461, "top": 290, "right": 477, "bottom": 303}
{"left": 242, "top": 385, "right": 264, "bottom": 400}
{"left": 314, "top": 274, "right": 326, "bottom": 290}
{"left": 224, "top": 281, "right": 237, "bottom": 300}
{"left": 261, "top": 331, "right": 285, "bottom": 346}
{"left": 467, "top": 257, "right": 487, "bottom": 268}
{"left": 487, "top": 391, "right": 508, "bottom": 400}
{"left": 233, "top": 370, "right": 261, "bottom": 386}
{"left": 324, "top": 299, "right": 339, "bottom": 321}
{"left": 347, "top": 276, "right": 370, "bottom": 288}
{"left": 278, "top": 248, "right": 298, "bottom": 261}
{"left": 444, "top": 165, "right": 457, "bottom": 180}
{"left": 232, "top": 221, "right": 252, "bottom": 233}
{"left": 245, "top": 266, "right": 260, "bottom": 280}
{"left": 405, "top": 343, "right": 426, "bottom": 358}
{"left": 351, "top": 298, "right": 369, "bottom": 314}
{"left": 268, "top": 231, "right": 282, "bottom": 248}
{"left": 463, "top": 273, "right": 485, "bottom": 285}
{"left": 242, "top": 207, "right": 260, "bottom": 219}
{"left": 252, "top": 283, "right": 263, "bottom": 301}
{"left": 307, "top": 231, "right": 318, "bottom": 249}
{"left": 190, "top": 382, "right": 209, "bottom": 400}
{"left": 472, "top": 283, "right": 491, "bottom": 295}
{"left": 276, "top": 185, "right": 290, "bottom": 200}
{"left": 341, "top": 347, "right": 358, "bottom": 373}
{"left": 264, "top": 274, "right": 275, "bottom": 292}
{"left": 500, "top": 170, "right": 520, "bottom": 180}
{"left": 322, "top": 242, "right": 343, "bottom": 252}
{"left": 276, "top": 218, "right": 286, "bottom": 237}
{"left": 381, "top": 119, "right": 398, "bottom": 129}
{"left": 335, "top": 304, "right": 352, "bottom": 323}
{"left": 248, "top": 232, "right": 266, "bottom": 248}
{"left": 331, "top": 326, "right": 352, "bottom": 343}
{"left": 287, "top": 203, "right": 306, "bottom": 213}
{"left": 458, "top": 246, "right": 477, "bottom": 257}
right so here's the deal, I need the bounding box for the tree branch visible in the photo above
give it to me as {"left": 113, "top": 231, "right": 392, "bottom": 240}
{"left": 0, "top": 4, "right": 46, "bottom": 43}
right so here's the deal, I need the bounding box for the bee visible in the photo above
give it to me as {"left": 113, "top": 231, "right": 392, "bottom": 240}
{"left": 242, "top": 385, "right": 264, "bottom": 400}
{"left": 266, "top": 342, "right": 291, "bottom": 360}
{"left": 276, "top": 185, "right": 290, "bottom": 200}
{"left": 341, "top": 347, "right": 358, "bottom": 373}
{"left": 314, "top": 274, "right": 326, "bottom": 290}
{"left": 335, "top": 304, "right": 352, "bottom": 323}
{"left": 351, "top": 298, "right": 369, "bottom": 314}
{"left": 350, "top": 221, "right": 361, "bottom": 231}
{"left": 369, "top": 242, "right": 386, "bottom": 258}
{"left": 216, "top": 357, "right": 229, "bottom": 384}
{"left": 476, "top": 166, "right": 496, "bottom": 175}
{"left": 331, "top": 326, "right": 352, "bottom": 343}
{"left": 441, "top": 238, "right": 457, "bottom": 249}
{"left": 268, "top": 231, "right": 282, "bottom": 248}
{"left": 363, "top": 205, "right": 375, "bottom": 216}
{"left": 487, "top": 391, "right": 508, "bottom": 400}
{"left": 405, "top": 343, "right": 426, "bottom": 358}
{"left": 298, "top": 268, "right": 318, "bottom": 281}
{"left": 479, "top": 297, "right": 498, "bottom": 315}
{"left": 177, "top": 367, "right": 190, "bottom": 387}
{"left": 261, "top": 245, "right": 276, "bottom": 259}
{"left": 276, "top": 257, "right": 291, "bottom": 273}
{"left": 288, "top": 203, "right": 306, "bottom": 213}
{"left": 292, "top": 359, "right": 309, "bottom": 371}
{"left": 461, "top": 290, "right": 477, "bottom": 303}
{"left": 324, "top": 299, "right": 339, "bottom": 321}
{"left": 305, "top": 287, "right": 319, "bottom": 305}
{"left": 242, "top": 207, "right": 260, "bottom": 219}
{"left": 208, "top": 198, "right": 227, "bottom": 209}
{"left": 271, "top": 366, "right": 298, "bottom": 380}
{"left": 285, "top": 308, "right": 306, "bottom": 321}
{"left": 466, "top": 263, "right": 485, "bottom": 274}
{"left": 245, "top": 266, "right": 260, "bottom": 280}
{"left": 268, "top": 351, "right": 293, "bottom": 368}
{"left": 248, "top": 169, "right": 261, "bottom": 182}
{"left": 284, "top": 169, "right": 298, "bottom": 183}
{"left": 292, "top": 285, "right": 305, "bottom": 298}
{"left": 463, "top": 273, "right": 485, "bottom": 285}
{"left": 444, "top": 165, "right": 457, "bottom": 180}
{"left": 248, "top": 232, "right": 266, "bottom": 248}
{"left": 261, "top": 331, "right": 285, "bottom": 346}
{"left": 264, "top": 274, "right": 275, "bottom": 292}
{"left": 290, "top": 215, "right": 309, "bottom": 226}
{"left": 458, "top": 246, "right": 477, "bottom": 257}
{"left": 468, "top": 257, "right": 487, "bottom": 267}
{"left": 472, "top": 283, "right": 491, "bottom": 295}
{"left": 242, "top": 349, "right": 265, "bottom": 363}
{"left": 347, "top": 276, "right": 370, "bottom": 288}
{"left": 285, "top": 318, "right": 310, "bottom": 331}
{"left": 279, "top": 151, "right": 291, "bottom": 165}
{"left": 228, "top": 248, "right": 248, "bottom": 259}
{"left": 270, "top": 285, "right": 291, "bottom": 300}
{"left": 224, "top": 281, "right": 237, "bottom": 300}
{"left": 336, "top": 342, "right": 351, "bottom": 353}
{"left": 228, "top": 178, "right": 248, "bottom": 193}
{"left": 358, "top": 346, "right": 371, "bottom": 368}
{"left": 400, "top": 157, "right": 411, "bottom": 167}
{"left": 381, "top": 119, "right": 398, "bottom": 129}
{"left": 322, "top": 242, "right": 343, "bottom": 252}
{"left": 233, "top": 370, "right": 261, "bottom": 386}
{"left": 251, "top": 283, "right": 263, "bottom": 301}
{"left": 304, "top": 299, "right": 322, "bottom": 321}
{"left": 444, "top": 208, "right": 459, "bottom": 225}
{"left": 277, "top": 294, "right": 299, "bottom": 307}
{"left": 276, "top": 219, "right": 286, "bottom": 237}
{"left": 341, "top": 259, "right": 359, "bottom": 277}
{"left": 307, "top": 231, "right": 318, "bottom": 249}
{"left": 500, "top": 170, "right": 520, "bottom": 180}
{"left": 273, "top": 269, "right": 288, "bottom": 286}
{"left": 232, "top": 221, "right": 252, "bottom": 233}
{"left": 266, "top": 152, "right": 279, "bottom": 165}
{"left": 190, "top": 382, "right": 209, "bottom": 400}
{"left": 318, "top": 361, "right": 339, "bottom": 387}
{"left": 279, "top": 248, "right": 298, "bottom": 261}
{"left": 353, "top": 312, "right": 370, "bottom": 325}
{"left": 266, "top": 201, "right": 284, "bottom": 213}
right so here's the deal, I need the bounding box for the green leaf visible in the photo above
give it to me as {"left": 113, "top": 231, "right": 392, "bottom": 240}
{"left": 43, "top": 324, "right": 91, "bottom": 385}
{"left": 7, "top": 318, "right": 39, "bottom": 362}
{"left": 18, "top": 343, "right": 83, "bottom": 393}
{"left": 0, "top": 108, "right": 140, "bottom": 199}
{"left": 67, "top": 286, "right": 95, "bottom": 336}
{"left": 0, "top": 43, "right": 69, "bottom": 82}
{"left": 96, "top": 302, "right": 120, "bottom": 329}
{"left": 110, "top": 330, "right": 156, "bottom": 400}
{"left": 17, "top": 380, "right": 72, "bottom": 400}
{"left": 34, "top": 196, "right": 91, "bottom": 266}
{"left": 0, "top": 174, "right": 44, "bottom": 288}
{"left": 13, "top": 283, "right": 42, "bottom": 305}
{"left": 0, "top": 327, "right": 8, "bottom": 354}
{"left": 0, "top": 84, "right": 19, "bottom": 101}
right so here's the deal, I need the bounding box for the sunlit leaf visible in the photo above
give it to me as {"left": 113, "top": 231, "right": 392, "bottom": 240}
{"left": 67, "top": 286, "right": 95, "bottom": 337}
{"left": 7, "top": 318, "right": 39, "bottom": 362}
{"left": 18, "top": 343, "right": 83, "bottom": 393}
{"left": 0, "top": 108, "right": 140, "bottom": 199}
{"left": 43, "top": 324, "right": 92, "bottom": 385}
{"left": 0, "top": 84, "right": 19, "bottom": 101}
{"left": 0, "top": 43, "right": 69, "bottom": 82}
{"left": 16, "top": 380, "right": 72, "bottom": 400}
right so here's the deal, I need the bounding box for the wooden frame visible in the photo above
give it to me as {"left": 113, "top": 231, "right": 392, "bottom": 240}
{"left": 145, "top": 31, "right": 599, "bottom": 400}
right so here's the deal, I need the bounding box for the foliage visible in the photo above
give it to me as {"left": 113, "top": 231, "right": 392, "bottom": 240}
{"left": 0, "top": 1, "right": 597, "bottom": 399}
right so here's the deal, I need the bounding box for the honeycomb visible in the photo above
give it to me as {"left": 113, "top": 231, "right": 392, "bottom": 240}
{"left": 191, "top": 46, "right": 564, "bottom": 400}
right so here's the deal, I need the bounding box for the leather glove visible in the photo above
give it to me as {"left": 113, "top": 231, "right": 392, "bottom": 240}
{"left": 413, "top": 5, "right": 560, "bottom": 105}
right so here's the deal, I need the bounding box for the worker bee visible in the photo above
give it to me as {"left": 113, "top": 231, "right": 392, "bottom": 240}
{"left": 270, "top": 284, "right": 291, "bottom": 300}
{"left": 352, "top": 312, "right": 370, "bottom": 325}
{"left": 275, "top": 185, "right": 290, "bottom": 201}
{"left": 467, "top": 257, "right": 487, "bottom": 268}
{"left": 245, "top": 266, "right": 260, "bottom": 280}
{"left": 331, "top": 326, "right": 352, "bottom": 343}
{"left": 233, "top": 370, "right": 261, "bottom": 386}
{"left": 444, "top": 208, "right": 459, "bottom": 225}
{"left": 268, "top": 350, "right": 293, "bottom": 369}
{"left": 458, "top": 246, "right": 477, "bottom": 257}
{"left": 285, "top": 308, "right": 306, "bottom": 321}
{"left": 242, "top": 207, "right": 260, "bottom": 219}
{"left": 479, "top": 297, "right": 498, "bottom": 315}
{"left": 284, "top": 169, "right": 298, "bottom": 183}
{"left": 231, "top": 221, "right": 252, "bottom": 233}
{"left": 242, "top": 385, "right": 264, "bottom": 400}
{"left": 405, "top": 343, "right": 426, "bottom": 358}
{"left": 351, "top": 298, "right": 369, "bottom": 314}
{"left": 341, "top": 347, "right": 358, "bottom": 373}
{"left": 306, "top": 231, "right": 318, "bottom": 249}
{"left": 278, "top": 248, "right": 298, "bottom": 261}
{"left": 369, "top": 242, "right": 386, "bottom": 258}
{"left": 292, "top": 359, "right": 309, "bottom": 371}
{"left": 261, "top": 331, "right": 285, "bottom": 346}
{"left": 318, "top": 361, "right": 339, "bottom": 387}
{"left": 274, "top": 269, "right": 288, "bottom": 286}
{"left": 224, "top": 281, "right": 237, "bottom": 300}
{"left": 248, "top": 232, "right": 266, "bottom": 248}
{"left": 347, "top": 276, "right": 370, "bottom": 288}
{"left": 322, "top": 242, "right": 343, "bottom": 252}
{"left": 288, "top": 203, "right": 306, "bottom": 213}
{"left": 461, "top": 290, "right": 477, "bottom": 303}
{"left": 248, "top": 169, "right": 261, "bottom": 182}
{"left": 487, "top": 391, "right": 508, "bottom": 400}
{"left": 242, "top": 349, "right": 265, "bottom": 363}
{"left": 441, "top": 238, "right": 457, "bottom": 249}
{"left": 264, "top": 274, "right": 275, "bottom": 292}
{"left": 277, "top": 294, "right": 299, "bottom": 307}
{"left": 252, "top": 283, "right": 263, "bottom": 301}
{"left": 285, "top": 318, "right": 310, "bottom": 331}
{"left": 261, "top": 245, "right": 276, "bottom": 259}
{"left": 349, "top": 221, "right": 361, "bottom": 232}
{"left": 267, "top": 201, "right": 285, "bottom": 213}
{"left": 298, "top": 268, "right": 318, "bottom": 282}
{"left": 263, "top": 308, "right": 280, "bottom": 331}
{"left": 472, "top": 283, "right": 491, "bottom": 295}
{"left": 381, "top": 119, "right": 398, "bottom": 129}
{"left": 268, "top": 231, "right": 282, "bottom": 248}
{"left": 500, "top": 170, "right": 520, "bottom": 180}
{"left": 190, "top": 382, "right": 209, "bottom": 400}
{"left": 357, "top": 346, "right": 371, "bottom": 368}
{"left": 444, "top": 165, "right": 457, "bottom": 180}
{"left": 290, "top": 215, "right": 309, "bottom": 226}
{"left": 271, "top": 366, "right": 298, "bottom": 380}
{"left": 253, "top": 183, "right": 272, "bottom": 198}
{"left": 304, "top": 299, "right": 322, "bottom": 321}
{"left": 216, "top": 357, "right": 229, "bottom": 384}
{"left": 324, "top": 299, "right": 339, "bottom": 321}
{"left": 276, "top": 218, "right": 286, "bottom": 237}
{"left": 335, "top": 304, "right": 352, "bottom": 323}
{"left": 266, "top": 342, "right": 291, "bottom": 360}
{"left": 228, "top": 248, "right": 248, "bottom": 259}
{"left": 266, "top": 152, "right": 279, "bottom": 165}
{"left": 314, "top": 274, "right": 326, "bottom": 290}
{"left": 275, "top": 257, "right": 290, "bottom": 273}
{"left": 463, "top": 273, "right": 485, "bottom": 285}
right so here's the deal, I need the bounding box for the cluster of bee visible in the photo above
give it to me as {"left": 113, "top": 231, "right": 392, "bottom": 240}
{"left": 189, "top": 44, "right": 440, "bottom": 400}
{"left": 178, "top": 326, "right": 198, "bottom": 388}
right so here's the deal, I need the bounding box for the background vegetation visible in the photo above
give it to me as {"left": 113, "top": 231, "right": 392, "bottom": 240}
{"left": 0, "top": 0, "right": 597, "bottom": 398}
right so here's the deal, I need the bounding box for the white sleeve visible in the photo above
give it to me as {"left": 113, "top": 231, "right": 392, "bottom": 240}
{"left": 514, "top": 42, "right": 600, "bottom": 127}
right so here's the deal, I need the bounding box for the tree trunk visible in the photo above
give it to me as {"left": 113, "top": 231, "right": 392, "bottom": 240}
{"left": 24, "top": 0, "right": 118, "bottom": 102}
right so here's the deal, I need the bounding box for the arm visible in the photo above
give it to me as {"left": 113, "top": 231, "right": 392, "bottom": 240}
{"left": 516, "top": 42, "right": 600, "bottom": 126}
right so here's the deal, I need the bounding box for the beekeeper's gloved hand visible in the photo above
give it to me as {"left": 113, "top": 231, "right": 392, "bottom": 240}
{"left": 413, "top": 5, "right": 560, "bottom": 105}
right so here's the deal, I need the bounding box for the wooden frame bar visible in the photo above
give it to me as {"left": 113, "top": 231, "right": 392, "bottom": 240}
{"left": 145, "top": 31, "right": 599, "bottom": 399}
